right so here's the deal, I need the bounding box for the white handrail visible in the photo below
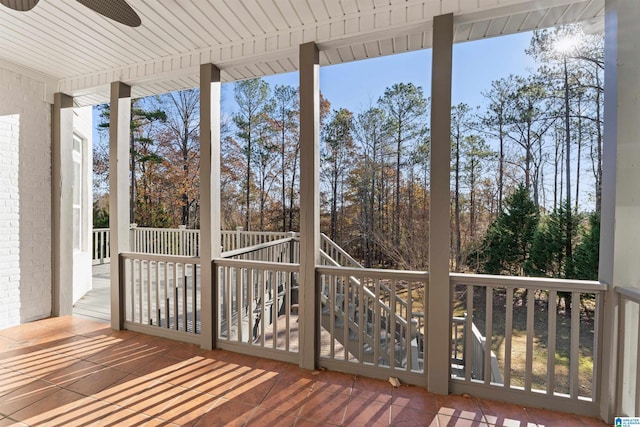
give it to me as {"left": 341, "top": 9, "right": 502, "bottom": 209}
{"left": 451, "top": 272, "right": 603, "bottom": 292}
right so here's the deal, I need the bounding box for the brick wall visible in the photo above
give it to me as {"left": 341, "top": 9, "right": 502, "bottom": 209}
{"left": 0, "top": 67, "right": 52, "bottom": 329}
{"left": 0, "top": 114, "right": 21, "bottom": 328}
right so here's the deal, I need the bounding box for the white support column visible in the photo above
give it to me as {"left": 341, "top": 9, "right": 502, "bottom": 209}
{"left": 52, "top": 92, "right": 74, "bottom": 316}
{"left": 299, "top": 41, "right": 320, "bottom": 370}
{"left": 109, "top": 82, "right": 131, "bottom": 330}
{"left": 600, "top": 0, "right": 640, "bottom": 421}
{"left": 200, "top": 63, "right": 222, "bottom": 350}
{"left": 428, "top": 13, "right": 453, "bottom": 395}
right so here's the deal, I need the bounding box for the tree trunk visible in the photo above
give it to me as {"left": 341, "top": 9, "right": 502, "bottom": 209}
{"left": 245, "top": 133, "right": 252, "bottom": 231}
{"left": 454, "top": 135, "right": 461, "bottom": 272}
{"left": 281, "top": 126, "right": 287, "bottom": 231}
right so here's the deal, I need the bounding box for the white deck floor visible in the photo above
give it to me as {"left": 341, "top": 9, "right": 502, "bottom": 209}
{"left": 73, "top": 263, "right": 111, "bottom": 323}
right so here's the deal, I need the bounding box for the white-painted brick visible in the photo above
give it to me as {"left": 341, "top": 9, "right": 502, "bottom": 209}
{"left": 0, "top": 67, "right": 52, "bottom": 329}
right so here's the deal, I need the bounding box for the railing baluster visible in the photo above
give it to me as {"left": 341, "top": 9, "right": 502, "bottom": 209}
{"left": 181, "top": 263, "right": 186, "bottom": 332}
{"left": 273, "top": 269, "right": 280, "bottom": 349}
{"left": 330, "top": 273, "right": 336, "bottom": 359}
{"left": 616, "top": 296, "right": 625, "bottom": 415}
{"left": 226, "top": 266, "right": 232, "bottom": 340}
{"left": 465, "top": 284, "right": 474, "bottom": 382}
{"left": 163, "top": 262, "right": 169, "bottom": 328}
{"left": 236, "top": 266, "right": 242, "bottom": 343}
{"left": 357, "top": 274, "right": 364, "bottom": 365}
{"left": 504, "top": 287, "right": 513, "bottom": 388}
{"left": 192, "top": 264, "right": 198, "bottom": 334}
{"left": 342, "top": 274, "right": 348, "bottom": 361}
{"left": 129, "top": 259, "right": 135, "bottom": 321}
{"left": 407, "top": 280, "right": 413, "bottom": 372}
{"left": 173, "top": 262, "right": 178, "bottom": 331}
{"left": 525, "top": 289, "right": 534, "bottom": 392}
{"left": 248, "top": 267, "right": 254, "bottom": 345}
{"left": 484, "top": 286, "right": 493, "bottom": 384}
{"left": 592, "top": 292, "right": 602, "bottom": 401}
{"left": 635, "top": 307, "right": 640, "bottom": 414}
{"left": 155, "top": 260, "right": 160, "bottom": 326}
{"left": 389, "top": 279, "right": 397, "bottom": 369}
{"left": 547, "top": 289, "right": 557, "bottom": 396}
{"left": 570, "top": 291, "right": 580, "bottom": 398}
{"left": 264, "top": 268, "right": 270, "bottom": 348}
{"left": 285, "top": 268, "right": 291, "bottom": 351}
{"left": 138, "top": 260, "right": 144, "bottom": 324}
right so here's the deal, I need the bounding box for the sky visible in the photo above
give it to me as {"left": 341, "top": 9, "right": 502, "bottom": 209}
{"left": 219, "top": 30, "right": 538, "bottom": 117}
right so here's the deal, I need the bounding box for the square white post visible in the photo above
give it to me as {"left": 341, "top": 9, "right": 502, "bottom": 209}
{"left": 600, "top": 0, "right": 640, "bottom": 421}
{"left": 109, "top": 82, "right": 131, "bottom": 330}
{"left": 52, "top": 92, "right": 74, "bottom": 316}
{"left": 200, "top": 63, "right": 222, "bottom": 350}
{"left": 428, "top": 13, "right": 453, "bottom": 395}
{"left": 299, "top": 41, "right": 320, "bottom": 370}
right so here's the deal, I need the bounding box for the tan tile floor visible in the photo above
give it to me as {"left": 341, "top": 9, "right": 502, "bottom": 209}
{"left": 0, "top": 316, "right": 608, "bottom": 426}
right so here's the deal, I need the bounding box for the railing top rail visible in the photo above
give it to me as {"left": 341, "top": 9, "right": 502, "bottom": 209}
{"left": 220, "top": 236, "right": 297, "bottom": 259}
{"left": 131, "top": 226, "right": 199, "bottom": 232}
{"left": 320, "top": 233, "right": 363, "bottom": 268}
{"left": 317, "top": 265, "right": 429, "bottom": 281}
{"left": 214, "top": 258, "right": 300, "bottom": 272}
{"left": 220, "top": 230, "right": 299, "bottom": 237}
{"left": 120, "top": 252, "right": 201, "bottom": 263}
{"left": 93, "top": 228, "right": 110, "bottom": 232}
{"left": 320, "top": 250, "right": 412, "bottom": 307}
{"left": 450, "top": 272, "right": 604, "bottom": 292}
{"left": 616, "top": 285, "right": 640, "bottom": 304}
{"left": 320, "top": 250, "right": 341, "bottom": 267}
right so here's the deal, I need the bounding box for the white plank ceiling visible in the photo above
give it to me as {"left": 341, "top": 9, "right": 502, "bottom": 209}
{"left": 0, "top": 0, "right": 603, "bottom": 106}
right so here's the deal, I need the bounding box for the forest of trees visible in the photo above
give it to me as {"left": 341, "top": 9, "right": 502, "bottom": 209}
{"left": 93, "top": 25, "right": 603, "bottom": 280}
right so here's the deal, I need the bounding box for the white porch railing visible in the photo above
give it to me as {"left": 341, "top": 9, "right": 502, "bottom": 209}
{"left": 320, "top": 234, "right": 363, "bottom": 269}
{"left": 215, "top": 237, "right": 300, "bottom": 364}
{"left": 451, "top": 315, "right": 502, "bottom": 383}
{"left": 616, "top": 286, "right": 640, "bottom": 417}
{"left": 92, "top": 228, "right": 110, "bottom": 264}
{"left": 96, "top": 227, "right": 347, "bottom": 262}
{"left": 101, "top": 226, "right": 619, "bottom": 418}
{"left": 316, "top": 265, "right": 427, "bottom": 386}
{"left": 450, "top": 273, "right": 605, "bottom": 416}
{"left": 131, "top": 225, "right": 200, "bottom": 257}
{"left": 120, "top": 252, "right": 201, "bottom": 344}
{"left": 221, "top": 228, "right": 296, "bottom": 252}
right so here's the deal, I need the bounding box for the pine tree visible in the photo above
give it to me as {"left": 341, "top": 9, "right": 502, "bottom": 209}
{"left": 573, "top": 213, "right": 600, "bottom": 280}
{"left": 479, "top": 186, "right": 538, "bottom": 276}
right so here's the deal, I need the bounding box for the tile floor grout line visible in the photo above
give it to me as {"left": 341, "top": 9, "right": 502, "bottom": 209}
{"left": 0, "top": 317, "right": 609, "bottom": 427}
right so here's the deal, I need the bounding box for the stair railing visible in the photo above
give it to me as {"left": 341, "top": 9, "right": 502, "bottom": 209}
{"left": 319, "top": 249, "right": 420, "bottom": 367}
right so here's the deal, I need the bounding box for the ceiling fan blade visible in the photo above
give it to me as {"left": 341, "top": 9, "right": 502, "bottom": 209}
{"left": 74, "top": 0, "right": 141, "bottom": 27}
{"left": 0, "top": 0, "right": 39, "bottom": 11}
